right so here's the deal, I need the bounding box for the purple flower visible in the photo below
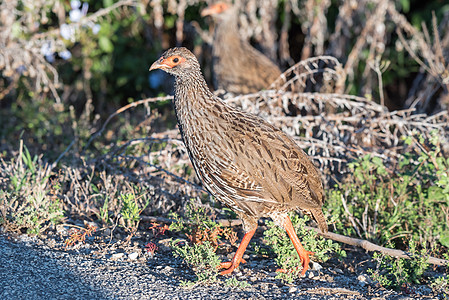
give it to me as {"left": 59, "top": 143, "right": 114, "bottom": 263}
{"left": 81, "top": 2, "right": 89, "bottom": 16}
{"left": 45, "top": 54, "right": 55, "bottom": 63}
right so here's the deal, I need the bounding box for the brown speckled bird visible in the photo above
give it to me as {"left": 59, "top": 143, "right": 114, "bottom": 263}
{"left": 201, "top": 2, "right": 282, "bottom": 94}
{"left": 149, "top": 47, "right": 327, "bottom": 276}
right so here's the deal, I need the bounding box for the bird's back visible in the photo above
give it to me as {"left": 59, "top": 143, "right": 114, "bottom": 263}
{"left": 182, "top": 96, "right": 324, "bottom": 220}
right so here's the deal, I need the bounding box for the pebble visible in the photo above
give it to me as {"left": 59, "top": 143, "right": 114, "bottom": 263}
{"left": 308, "top": 271, "right": 315, "bottom": 278}
{"left": 111, "top": 252, "right": 124, "bottom": 259}
{"left": 335, "top": 268, "right": 344, "bottom": 274}
{"left": 268, "top": 272, "right": 278, "bottom": 277}
{"left": 312, "top": 261, "right": 323, "bottom": 271}
{"left": 357, "top": 274, "right": 371, "bottom": 286}
{"left": 128, "top": 252, "right": 139, "bottom": 260}
{"left": 289, "top": 287, "right": 297, "bottom": 293}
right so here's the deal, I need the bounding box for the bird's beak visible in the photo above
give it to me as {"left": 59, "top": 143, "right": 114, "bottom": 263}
{"left": 201, "top": 5, "right": 220, "bottom": 17}
{"left": 200, "top": 7, "right": 214, "bottom": 17}
{"left": 149, "top": 58, "right": 170, "bottom": 71}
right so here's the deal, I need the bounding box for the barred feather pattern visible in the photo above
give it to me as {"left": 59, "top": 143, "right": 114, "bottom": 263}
{"left": 156, "top": 47, "right": 327, "bottom": 233}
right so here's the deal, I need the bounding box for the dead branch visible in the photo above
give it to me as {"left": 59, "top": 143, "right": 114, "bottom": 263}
{"left": 83, "top": 95, "right": 173, "bottom": 152}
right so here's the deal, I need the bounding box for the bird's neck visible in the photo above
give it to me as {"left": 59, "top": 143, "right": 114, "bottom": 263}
{"left": 173, "top": 71, "right": 217, "bottom": 136}
{"left": 214, "top": 12, "right": 240, "bottom": 45}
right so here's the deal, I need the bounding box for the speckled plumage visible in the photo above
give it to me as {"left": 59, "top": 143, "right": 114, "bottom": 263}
{"left": 202, "top": 3, "right": 282, "bottom": 94}
{"left": 150, "top": 47, "right": 327, "bottom": 233}
{"left": 150, "top": 47, "right": 327, "bottom": 275}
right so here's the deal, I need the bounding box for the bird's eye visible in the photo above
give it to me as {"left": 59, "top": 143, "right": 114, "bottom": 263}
{"left": 173, "top": 57, "right": 179, "bottom": 63}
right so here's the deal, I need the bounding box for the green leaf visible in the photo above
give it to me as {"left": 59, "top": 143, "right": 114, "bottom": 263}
{"left": 439, "top": 231, "right": 449, "bottom": 248}
{"left": 99, "top": 36, "right": 114, "bottom": 53}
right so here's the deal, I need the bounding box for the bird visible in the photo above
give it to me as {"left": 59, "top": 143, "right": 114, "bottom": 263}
{"left": 149, "top": 47, "right": 327, "bottom": 276}
{"left": 201, "top": 2, "right": 282, "bottom": 94}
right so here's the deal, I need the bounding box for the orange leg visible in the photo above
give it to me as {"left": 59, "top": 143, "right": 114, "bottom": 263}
{"left": 282, "top": 215, "right": 314, "bottom": 276}
{"left": 218, "top": 227, "right": 256, "bottom": 275}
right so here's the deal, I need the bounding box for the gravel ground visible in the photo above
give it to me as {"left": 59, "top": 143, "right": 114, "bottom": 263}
{"left": 0, "top": 232, "right": 444, "bottom": 300}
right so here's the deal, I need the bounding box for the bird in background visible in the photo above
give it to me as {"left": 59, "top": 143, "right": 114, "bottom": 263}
{"left": 149, "top": 47, "right": 327, "bottom": 276}
{"left": 201, "top": 2, "right": 282, "bottom": 94}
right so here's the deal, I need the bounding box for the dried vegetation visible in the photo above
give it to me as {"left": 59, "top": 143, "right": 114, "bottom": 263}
{"left": 0, "top": 0, "right": 449, "bottom": 294}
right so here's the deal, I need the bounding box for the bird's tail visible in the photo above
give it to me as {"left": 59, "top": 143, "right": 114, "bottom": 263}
{"left": 310, "top": 208, "right": 328, "bottom": 233}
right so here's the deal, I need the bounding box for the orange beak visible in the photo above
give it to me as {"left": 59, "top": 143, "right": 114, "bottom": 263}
{"left": 149, "top": 58, "right": 170, "bottom": 71}
{"left": 201, "top": 3, "right": 226, "bottom": 17}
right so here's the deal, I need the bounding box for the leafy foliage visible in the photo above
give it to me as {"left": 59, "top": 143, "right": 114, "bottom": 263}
{"left": 169, "top": 199, "right": 237, "bottom": 248}
{"left": 0, "top": 142, "right": 64, "bottom": 234}
{"left": 171, "top": 240, "right": 221, "bottom": 286}
{"left": 367, "top": 240, "right": 430, "bottom": 290}
{"left": 326, "top": 130, "right": 449, "bottom": 249}
{"left": 263, "top": 213, "right": 345, "bottom": 283}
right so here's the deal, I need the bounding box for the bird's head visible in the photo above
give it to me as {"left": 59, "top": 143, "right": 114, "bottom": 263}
{"left": 201, "top": 2, "right": 232, "bottom": 20}
{"left": 149, "top": 47, "right": 200, "bottom": 78}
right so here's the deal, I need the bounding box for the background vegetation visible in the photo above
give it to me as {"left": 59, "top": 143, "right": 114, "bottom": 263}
{"left": 0, "top": 0, "right": 448, "bottom": 293}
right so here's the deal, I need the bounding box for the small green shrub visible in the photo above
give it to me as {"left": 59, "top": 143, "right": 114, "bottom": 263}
{"left": 119, "top": 192, "right": 149, "bottom": 232}
{"left": 169, "top": 199, "right": 237, "bottom": 248}
{"left": 224, "top": 277, "right": 250, "bottom": 289}
{"left": 171, "top": 240, "right": 221, "bottom": 286}
{"left": 326, "top": 130, "right": 449, "bottom": 249}
{"left": 367, "top": 239, "right": 430, "bottom": 289}
{"left": 431, "top": 275, "right": 449, "bottom": 298}
{"left": 0, "top": 141, "right": 64, "bottom": 234}
{"left": 264, "top": 213, "right": 345, "bottom": 283}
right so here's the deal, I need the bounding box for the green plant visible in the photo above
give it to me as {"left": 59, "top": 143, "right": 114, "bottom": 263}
{"left": 171, "top": 240, "right": 221, "bottom": 286}
{"left": 431, "top": 275, "right": 449, "bottom": 298}
{"left": 367, "top": 239, "right": 430, "bottom": 290}
{"left": 169, "top": 199, "right": 237, "bottom": 248}
{"left": 0, "top": 141, "right": 64, "bottom": 234}
{"left": 326, "top": 130, "right": 449, "bottom": 249}
{"left": 224, "top": 277, "right": 250, "bottom": 289}
{"left": 119, "top": 192, "right": 148, "bottom": 232}
{"left": 263, "top": 213, "right": 345, "bottom": 283}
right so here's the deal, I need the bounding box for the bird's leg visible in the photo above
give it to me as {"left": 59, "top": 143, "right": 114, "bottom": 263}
{"left": 282, "top": 215, "right": 314, "bottom": 276}
{"left": 219, "top": 227, "right": 256, "bottom": 275}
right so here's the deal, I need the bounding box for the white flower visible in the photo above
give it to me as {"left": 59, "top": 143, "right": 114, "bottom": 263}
{"left": 40, "top": 42, "right": 53, "bottom": 56}
{"left": 60, "top": 23, "right": 75, "bottom": 40}
{"left": 69, "top": 9, "right": 82, "bottom": 22}
{"left": 92, "top": 24, "right": 101, "bottom": 35}
{"left": 70, "top": 0, "right": 81, "bottom": 9}
{"left": 59, "top": 50, "right": 72, "bottom": 60}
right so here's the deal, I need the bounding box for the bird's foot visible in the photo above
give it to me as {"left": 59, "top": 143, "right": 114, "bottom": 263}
{"left": 218, "top": 258, "right": 247, "bottom": 275}
{"left": 276, "top": 250, "right": 314, "bottom": 276}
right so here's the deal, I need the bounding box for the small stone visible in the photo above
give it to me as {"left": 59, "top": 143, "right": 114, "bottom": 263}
{"left": 111, "top": 252, "right": 124, "bottom": 259}
{"left": 311, "top": 262, "right": 323, "bottom": 271}
{"left": 289, "top": 287, "right": 297, "bottom": 293}
{"left": 268, "top": 272, "right": 278, "bottom": 277}
{"left": 308, "top": 271, "right": 315, "bottom": 278}
{"left": 335, "top": 268, "right": 344, "bottom": 274}
{"left": 357, "top": 274, "right": 372, "bottom": 286}
{"left": 128, "top": 252, "right": 139, "bottom": 260}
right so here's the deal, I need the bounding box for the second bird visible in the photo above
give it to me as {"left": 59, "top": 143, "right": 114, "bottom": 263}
{"left": 201, "top": 2, "right": 282, "bottom": 94}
